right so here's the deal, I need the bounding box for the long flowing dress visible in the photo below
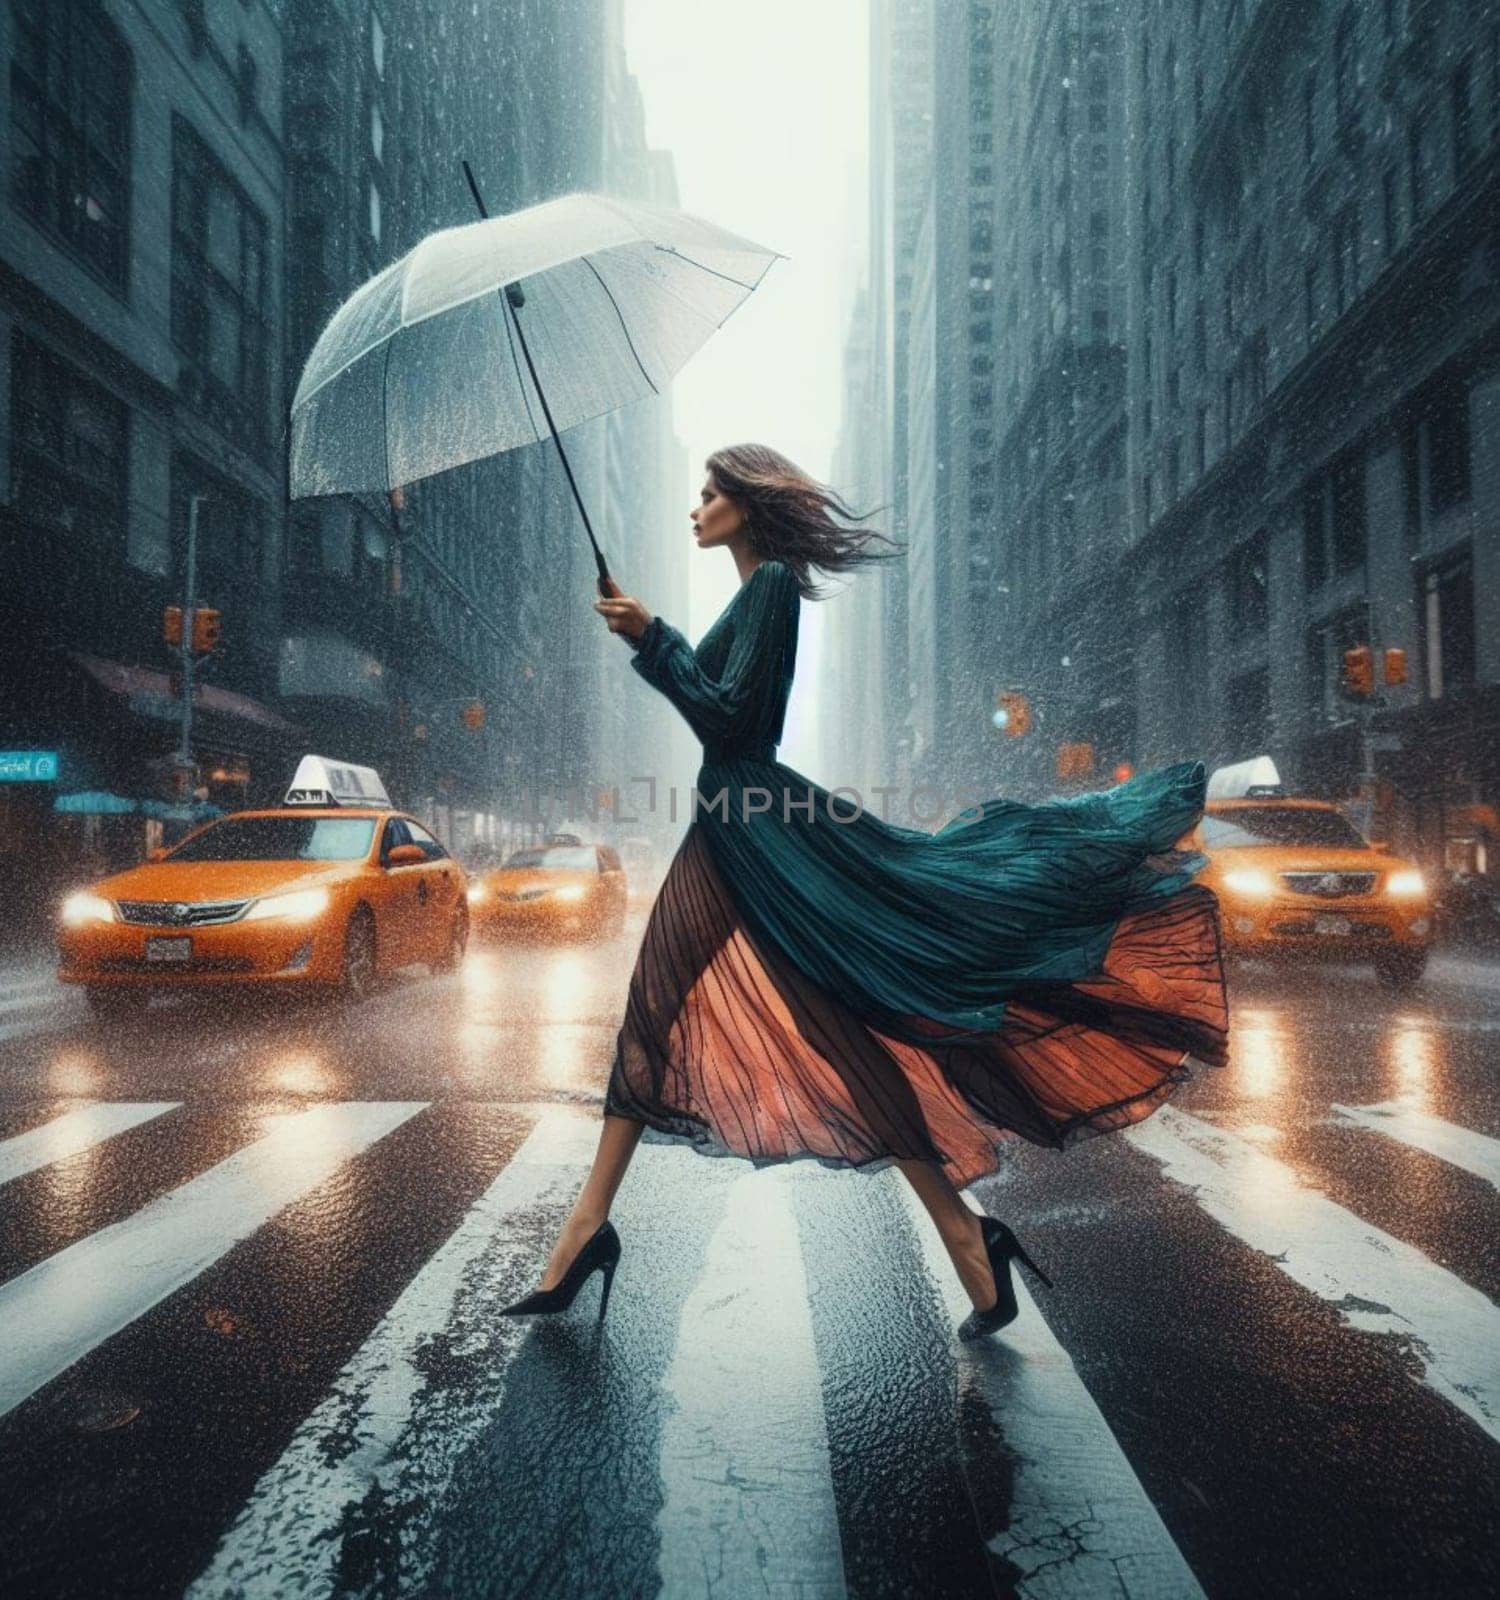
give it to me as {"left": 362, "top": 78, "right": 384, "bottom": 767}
{"left": 603, "top": 558, "right": 1229, "bottom": 1189}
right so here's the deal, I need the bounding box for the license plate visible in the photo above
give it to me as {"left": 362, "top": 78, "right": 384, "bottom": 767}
{"left": 1313, "top": 916, "right": 1352, "bottom": 936}
{"left": 145, "top": 936, "right": 193, "bottom": 962}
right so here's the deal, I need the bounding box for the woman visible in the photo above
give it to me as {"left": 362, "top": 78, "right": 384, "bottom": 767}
{"left": 500, "top": 443, "right": 1230, "bottom": 1340}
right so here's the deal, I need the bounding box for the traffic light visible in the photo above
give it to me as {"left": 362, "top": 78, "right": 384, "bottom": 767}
{"left": 1341, "top": 644, "right": 1374, "bottom": 698}
{"left": 992, "top": 690, "right": 1032, "bottom": 737}
{"left": 163, "top": 606, "right": 183, "bottom": 647}
{"left": 1057, "top": 742, "right": 1094, "bottom": 781}
{"left": 191, "top": 607, "right": 222, "bottom": 654}
{"left": 1112, "top": 762, "right": 1135, "bottom": 784}
{"left": 461, "top": 700, "right": 486, "bottom": 732}
{"left": 1383, "top": 646, "right": 1407, "bottom": 687}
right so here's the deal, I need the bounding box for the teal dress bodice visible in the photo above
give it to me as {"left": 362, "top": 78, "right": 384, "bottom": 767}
{"left": 627, "top": 559, "right": 1215, "bottom": 1048}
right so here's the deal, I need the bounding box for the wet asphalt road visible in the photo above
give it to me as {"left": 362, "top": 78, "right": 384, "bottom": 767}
{"left": 0, "top": 916, "right": 1496, "bottom": 1600}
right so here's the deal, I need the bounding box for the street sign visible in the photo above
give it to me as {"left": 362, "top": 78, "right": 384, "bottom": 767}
{"left": 0, "top": 751, "right": 59, "bottom": 782}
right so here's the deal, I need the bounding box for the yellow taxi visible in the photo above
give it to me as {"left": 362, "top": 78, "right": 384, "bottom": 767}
{"left": 466, "top": 834, "right": 628, "bottom": 943}
{"left": 1187, "top": 757, "right": 1431, "bottom": 988}
{"left": 57, "top": 756, "right": 468, "bottom": 1017}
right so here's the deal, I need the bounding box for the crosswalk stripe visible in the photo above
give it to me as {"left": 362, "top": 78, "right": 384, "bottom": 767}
{"left": 1330, "top": 1100, "right": 1500, "bottom": 1190}
{"left": 187, "top": 1106, "right": 602, "bottom": 1596}
{"left": 1125, "top": 1107, "right": 1500, "bottom": 1444}
{"left": 0, "top": 984, "right": 61, "bottom": 1018}
{"left": 0, "top": 1101, "right": 427, "bottom": 1421}
{"left": 896, "top": 1181, "right": 1208, "bottom": 1598}
{"left": 0, "top": 1102, "right": 181, "bottom": 1187}
{"left": 192, "top": 1110, "right": 849, "bottom": 1598}
{"left": 656, "top": 1166, "right": 847, "bottom": 1596}
{"left": 0, "top": 965, "right": 57, "bottom": 992}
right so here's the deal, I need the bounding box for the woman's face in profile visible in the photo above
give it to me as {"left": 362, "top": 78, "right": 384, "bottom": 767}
{"left": 691, "top": 474, "right": 746, "bottom": 549}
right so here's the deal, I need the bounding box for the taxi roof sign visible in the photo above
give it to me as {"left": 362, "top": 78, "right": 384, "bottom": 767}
{"left": 1206, "top": 755, "right": 1284, "bottom": 801}
{"left": 284, "top": 755, "right": 391, "bottom": 808}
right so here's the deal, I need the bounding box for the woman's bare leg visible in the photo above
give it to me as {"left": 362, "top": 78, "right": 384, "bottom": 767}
{"left": 894, "top": 1157, "right": 998, "bottom": 1312}
{"left": 536, "top": 1114, "right": 647, "bottom": 1291}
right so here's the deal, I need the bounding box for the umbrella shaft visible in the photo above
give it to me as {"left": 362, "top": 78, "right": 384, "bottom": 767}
{"left": 462, "top": 160, "right": 608, "bottom": 587}
{"left": 506, "top": 293, "right": 608, "bottom": 580}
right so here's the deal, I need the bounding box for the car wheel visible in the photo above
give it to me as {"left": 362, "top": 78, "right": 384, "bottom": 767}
{"left": 1374, "top": 948, "right": 1428, "bottom": 990}
{"left": 338, "top": 908, "right": 377, "bottom": 1002}
{"left": 85, "top": 985, "right": 149, "bottom": 1021}
{"left": 433, "top": 908, "right": 468, "bottom": 974}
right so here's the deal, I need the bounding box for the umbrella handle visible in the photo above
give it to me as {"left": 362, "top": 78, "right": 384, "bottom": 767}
{"left": 462, "top": 161, "right": 614, "bottom": 594}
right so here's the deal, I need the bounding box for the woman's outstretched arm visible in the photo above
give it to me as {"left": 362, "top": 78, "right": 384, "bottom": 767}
{"left": 627, "top": 560, "right": 799, "bottom": 746}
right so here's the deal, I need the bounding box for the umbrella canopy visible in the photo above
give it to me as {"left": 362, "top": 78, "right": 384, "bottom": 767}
{"left": 290, "top": 191, "right": 786, "bottom": 499}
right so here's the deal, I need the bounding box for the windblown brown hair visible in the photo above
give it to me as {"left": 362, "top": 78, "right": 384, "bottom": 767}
{"left": 705, "top": 443, "right": 904, "bottom": 600}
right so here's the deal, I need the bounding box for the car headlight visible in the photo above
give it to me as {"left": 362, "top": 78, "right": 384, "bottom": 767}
{"left": 552, "top": 884, "right": 586, "bottom": 902}
{"left": 1222, "top": 869, "right": 1275, "bottom": 899}
{"left": 1385, "top": 870, "right": 1427, "bottom": 898}
{"left": 467, "top": 883, "right": 488, "bottom": 903}
{"left": 61, "top": 892, "right": 115, "bottom": 927}
{"left": 243, "top": 887, "right": 331, "bottom": 924}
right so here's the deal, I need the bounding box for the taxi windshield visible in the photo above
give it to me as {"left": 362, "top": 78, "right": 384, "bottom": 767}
{"left": 503, "top": 846, "right": 597, "bottom": 872}
{"left": 168, "top": 816, "right": 377, "bottom": 862}
{"left": 1202, "top": 808, "right": 1368, "bottom": 850}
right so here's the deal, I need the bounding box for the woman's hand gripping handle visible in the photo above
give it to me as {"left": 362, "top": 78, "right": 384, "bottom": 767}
{"left": 593, "top": 575, "right": 653, "bottom": 644}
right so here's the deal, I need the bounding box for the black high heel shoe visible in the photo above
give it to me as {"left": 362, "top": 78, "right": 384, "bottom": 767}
{"left": 498, "top": 1219, "right": 622, "bottom": 1324}
{"left": 956, "top": 1215, "right": 1053, "bottom": 1342}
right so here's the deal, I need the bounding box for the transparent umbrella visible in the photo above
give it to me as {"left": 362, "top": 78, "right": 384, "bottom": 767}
{"left": 289, "top": 176, "right": 787, "bottom": 588}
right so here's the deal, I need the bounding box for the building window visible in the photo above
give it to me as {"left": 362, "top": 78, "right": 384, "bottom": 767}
{"left": 1408, "top": 118, "right": 1427, "bottom": 220}
{"left": 1421, "top": 551, "right": 1475, "bottom": 700}
{"left": 1399, "top": 414, "right": 1422, "bottom": 541}
{"left": 1331, "top": 452, "right": 1366, "bottom": 576}
{"left": 9, "top": 331, "right": 129, "bottom": 544}
{"left": 1091, "top": 306, "right": 1109, "bottom": 338}
{"left": 1453, "top": 57, "right": 1475, "bottom": 179}
{"left": 1226, "top": 666, "right": 1272, "bottom": 750}
{"left": 1302, "top": 480, "right": 1328, "bottom": 591}
{"left": 369, "top": 180, "right": 381, "bottom": 242}
{"left": 1382, "top": 167, "right": 1400, "bottom": 257}
{"left": 9, "top": 0, "right": 132, "bottom": 290}
{"left": 1334, "top": 7, "right": 1359, "bottom": 124}
{"left": 1307, "top": 603, "right": 1370, "bottom": 722}
{"left": 1303, "top": 72, "right": 1317, "bottom": 164}
{"left": 371, "top": 100, "right": 384, "bottom": 163}
{"left": 171, "top": 452, "right": 264, "bottom": 601}
{"left": 1334, "top": 204, "right": 1361, "bottom": 313}
{"left": 235, "top": 41, "right": 258, "bottom": 125}
{"left": 1304, "top": 258, "right": 1322, "bottom": 348}
{"left": 287, "top": 505, "right": 322, "bottom": 574}
{"left": 170, "top": 117, "right": 271, "bottom": 447}
{"left": 371, "top": 10, "right": 386, "bottom": 78}
{"left": 1427, "top": 382, "right": 1472, "bottom": 514}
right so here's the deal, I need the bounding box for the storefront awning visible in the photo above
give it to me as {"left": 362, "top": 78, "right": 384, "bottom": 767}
{"left": 53, "top": 790, "right": 137, "bottom": 814}
{"left": 71, "top": 653, "right": 302, "bottom": 735}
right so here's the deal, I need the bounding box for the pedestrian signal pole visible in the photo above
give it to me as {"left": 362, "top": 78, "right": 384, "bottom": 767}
{"left": 175, "top": 493, "right": 202, "bottom": 794}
